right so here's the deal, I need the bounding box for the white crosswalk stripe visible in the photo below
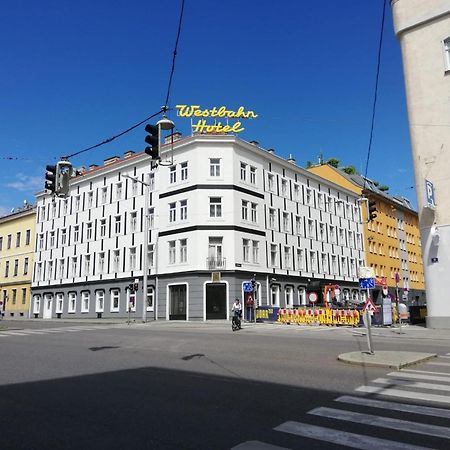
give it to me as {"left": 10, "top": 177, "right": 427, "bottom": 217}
{"left": 232, "top": 354, "right": 450, "bottom": 449}
{"left": 0, "top": 325, "right": 116, "bottom": 338}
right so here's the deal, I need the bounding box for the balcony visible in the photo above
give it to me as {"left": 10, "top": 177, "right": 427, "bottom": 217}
{"left": 206, "top": 257, "right": 226, "bottom": 270}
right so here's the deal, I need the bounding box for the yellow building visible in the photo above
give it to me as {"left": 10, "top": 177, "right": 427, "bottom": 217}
{"left": 0, "top": 205, "right": 36, "bottom": 318}
{"left": 308, "top": 164, "right": 425, "bottom": 304}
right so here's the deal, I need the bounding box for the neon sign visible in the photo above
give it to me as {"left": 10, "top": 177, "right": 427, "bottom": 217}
{"left": 175, "top": 104, "right": 258, "bottom": 133}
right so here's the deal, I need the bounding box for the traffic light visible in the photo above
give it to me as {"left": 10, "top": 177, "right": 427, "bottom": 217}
{"left": 133, "top": 280, "right": 139, "bottom": 292}
{"left": 368, "top": 200, "right": 377, "bottom": 222}
{"left": 128, "top": 283, "right": 134, "bottom": 293}
{"left": 144, "top": 123, "right": 159, "bottom": 160}
{"left": 56, "top": 160, "right": 73, "bottom": 198}
{"left": 44, "top": 165, "right": 57, "bottom": 194}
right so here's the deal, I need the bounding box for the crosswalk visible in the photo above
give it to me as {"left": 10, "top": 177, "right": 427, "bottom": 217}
{"left": 0, "top": 324, "right": 117, "bottom": 338}
{"left": 232, "top": 353, "right": 450, "bottom": 449}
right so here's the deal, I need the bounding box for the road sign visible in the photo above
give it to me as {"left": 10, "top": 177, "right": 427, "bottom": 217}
{"left": 363, "top": 298, "right": 379, "bottom": 313}
{"left": 243, "top": 282, "right": 253, "bottom": 293}
{"left": 358, "top": 266, "right": 375, "bottom": 279}
{"left": 308, "top": 292, "right": 318, "bottom": 304}
{"left": 359, "top": 278, "right": 375, "bottom": 289}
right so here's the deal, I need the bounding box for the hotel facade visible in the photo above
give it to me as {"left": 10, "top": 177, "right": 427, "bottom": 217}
{"left": 31, "top": 134, "right": 366, "bottom": 321}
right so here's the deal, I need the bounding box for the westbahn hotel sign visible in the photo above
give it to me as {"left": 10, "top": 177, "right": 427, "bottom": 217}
{"left": 175, "top": 104, "right": 258, "bottom": 133}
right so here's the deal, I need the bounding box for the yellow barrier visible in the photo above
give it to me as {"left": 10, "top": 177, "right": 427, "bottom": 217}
{"left": 277, "top": 308, "right": 360, "bottom": 327}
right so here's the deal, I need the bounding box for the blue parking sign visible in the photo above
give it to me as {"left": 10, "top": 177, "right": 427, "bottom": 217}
{"left": 243, "top": 282, "right": 253, "bottom": 292}
{"left": 359, "top": 278, "right": 375, "bottom": 289}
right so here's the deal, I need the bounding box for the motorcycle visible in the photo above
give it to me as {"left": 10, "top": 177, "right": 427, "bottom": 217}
{"left": 231, "top": 310, "right": 242, "bottom": 331}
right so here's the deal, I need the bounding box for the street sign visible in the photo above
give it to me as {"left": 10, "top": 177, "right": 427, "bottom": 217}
{"left": 358, "top": 266, "right": 375, "bottom": 279}
{"left": 363, "top": 298, "right": 379, "bottom": 313}
{"left": 243, "top": 282, "right": 253, "bottom": 293}
{"left": 359, "top": 278, "right": 375, "bottom": 289}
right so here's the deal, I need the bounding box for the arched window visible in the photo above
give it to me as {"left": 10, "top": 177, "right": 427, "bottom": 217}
{"left": 444, "top": 37, "right": 450, "bottom": 71}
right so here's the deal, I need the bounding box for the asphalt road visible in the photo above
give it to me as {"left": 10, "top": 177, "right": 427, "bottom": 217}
{"left": 1, "top": 320, "right": 450, "bottom": 449}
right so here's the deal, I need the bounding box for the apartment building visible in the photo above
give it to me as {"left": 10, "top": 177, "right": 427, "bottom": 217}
{"left": 0, "top": 204, "right": 36, "bottom": 318}
{"left": 308, "top": 163, "right": 425, "bottom": 304}
{"left": 31, "top": 134, "right": 365, "bottom": 320}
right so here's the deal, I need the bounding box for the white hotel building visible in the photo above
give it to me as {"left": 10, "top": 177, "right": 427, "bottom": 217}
{"left": 31, "top": 134, "right": 365, "bottom": 321}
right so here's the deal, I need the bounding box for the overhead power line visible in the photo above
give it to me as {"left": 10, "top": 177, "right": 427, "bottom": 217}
{"left": 363, "top": 0, "right": 387, "bottom": 190}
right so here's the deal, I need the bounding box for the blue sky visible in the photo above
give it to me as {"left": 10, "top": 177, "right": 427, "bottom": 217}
{"left": 0, "top": 0, "right": 415, "bottom": 216}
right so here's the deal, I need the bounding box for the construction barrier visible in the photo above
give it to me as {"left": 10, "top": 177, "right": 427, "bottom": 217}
{"left": 276, "top": 307, "right": 360, "bottom": 327}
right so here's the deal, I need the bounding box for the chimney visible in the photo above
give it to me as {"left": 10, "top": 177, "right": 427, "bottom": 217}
{"left": 89, "top": 164, "right": 98, "bottom": 170}
{"left": 267, "top": 148, "right": 275, "bottom": 154}
{"left": 104, "top": 156, "right": 120, "bottom": 166}
{"left": 123, "top": 150, "right": 135, "bottom": 159}
{"left": 164, "top": 131, "right": 182, "bottom": 144}
{"left": 287, "top": 154, "right": 296, "bottom": 164}
{"left": 249, "top": 140, "right": 259, "bottom": 146}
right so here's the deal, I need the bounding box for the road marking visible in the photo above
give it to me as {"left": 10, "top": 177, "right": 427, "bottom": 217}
{"left": 373, "top": 377, "right": 450, "bottom": 392}
{"left": 336, "top": 395, "right": 450, "bottom": 419}
{"left": 1, "top": 331, "right": 29, "bottom": 335}
{"left": 401, "top": 368, "right": 450, "bottom": 377}
{"left": 309, "top": 406, "right": 450, "bottom": 439}
{"left": 231, "top": 441, "right": 290, "bottom": 450}
{"left": 387, "top": 371, "right": 450, "bottom": 383}
{"left": 275, "top": 421, "right": 430, "bottom": 450}
{"left": 0, "top": 334, "right": 11, "bottom": 337}
{"left": 426, "top": 361, "right": 450, "bottom": 367}
{"left": 355, "top": 385, "right": 450, "bottom": 405}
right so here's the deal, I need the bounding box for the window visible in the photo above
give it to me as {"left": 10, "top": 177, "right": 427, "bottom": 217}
{"left": 129, "top": 247, "right": 136, "bottom": 270}
{"left": 210, "top": 158, "right": 221, "bottom": 177}
{"left": 35, "top": 262, "right": 41, "bottom": 281}
{"left": 240, "top": 162, "right": 247, "bottom": 181}
{"left": 250, "top": 166, "right": 256, "bottom": 184}
{"left": 252, "top": 241, "right": 259, "bottom": 264}
{"left": 81, "top": 292, "right": 90, "bottom": 313}
{"left": 330, "top": 225, "right": 336, "bottom": 244}
{"left": 4, "top": 261, "right": 9, "bottom": 277}
{"left": 210, "top": 197, "right": 222, "bottom": 218}
{"left": 181, "top": 162, "right": 188, "bottom": 181}
{"left": 281, "top": 179, "right": 287, "bottom": 197}
{"left": 24, "top": 257, "right": 29, "bottom": 275}
{"left": 298, "top": 287, "right": 306, "bottom": 306}
{"left": 61, "top": 228, "right": 67, "bottom": 246}
{"left": 293, "top": 184, "right": 300, "bottom": 201}
{"left": 283, "top": 212, "right": 290, "bottom": 233}
{"left": 146, "top": 287, "right": 155, "bottom": 311}
{"left": 75, "top": 195, "right": 81, "bottom": 211}
{"left": 84, "top": 255, "right": 91, "bottom": 276}
{"left": 130, "top": 212, "right": 137, "bottom": 232}
{"left": 0, "top": 236, "right": 2, "bottom": 251}
{"left": 63, "top": 199, "right": 68, "bottom": 215}
{"left": 170, "top": 165, "right": 177, "bottom": 184}
{"left": 59, "top": 258, "right": 65, "bottom": 278}
{"left": 297, "top": 249, "right": 304, "bottom": 271}
{"left": 148, "top": 208, "right": 155, "bottom": 229}
{"left": 269, "top": 208, "right": 277, "bottom": 229}
{"left": 208, "top": 237, "right": 223, "bottom": 265}
{"left": 243, "top": 239, "right": 250, "bottom": 262}
{"left": 169, "top": 202, "right": 176, "bottom": 223}
{"left": 71, "top": 257, "right": 78, "bottom": 277}
{"left": 96, "top": 291, "right": 105, "bottom": 312}
{"left": 180, "top": 239, "right": 187, "bottom": 263}
{"left": 318, "top": 193, "right": 324, "bottom": 210}
{"left": 14, "top": 259, "right": 19, "bottom": 276}
{"left": 285, "top": 287, "right": 294, "bottom": 308}
{"left": 241, "top": 200, "right": 249, "bottom": 221}
{"left": 33, "top": 295, "right": 41, "bottom": 314}
{"left": 48, "top": 231, "right": 55, "bottom": 248}
{"left": 38, "top": 233, "right": 44, "bottom": 250}
{"left": 100, "top": 219, "right": 106, "bottom": 237}
{"left": 148, "top": 244, "right": 155, "bottom": 267}
{"left": 332, "top": 255, "right": 338, "bottom": 274}
{"left": 305, "top": 188, "right": 313, "bottom": 206}
{"left": 295, "top": 216, "right": 302, "bottom": 235}
{"left": 444, "top": 37, "right": 450, "bottom": 70}
{"left": 73, "top": 226, "right": 80, "bottom": 243}
{"left": 318, "top": 223, "right": 325, "bottom": 241}
{"left": 11, "top": 289, "right": 17, "bottom": 305}
{"left": 251, "top": 203, "right": 257, "bottom": 223}
{"left": 309, "top": 251, "right": 317, "bottom": 271}
{"left": 86, "top": 223, "right": 93, "bottom": 240}
{"left": 16, "top": 231, "right": 21, "bottom": 247}
{"left": 169, "top": 241, "right": 176, "bottom": 264}
{"left": 22, "top": 288, "right": 27, "bottom": 305}
{"left": 270, "top": 244, "right": 278, "bottom": 267}
{"left": 47, "top": 261, "right": 53, "bottom": 280}
{"left": 132, "top": 179, "right": 138, "bottom": 196}
{"left": 87, "top": 191, "right": 93, "bottom": 208}
{"left": 308, "top": 219, "right": 315, "bottom": 238}
{"left": 68, "top": 292, "right": 76, "bottom": 313}
{"left": 341, "top": 257, "right": 347, "bottom": 276}
{"left": 321, "top": 253, "right": 328, "bottom": 273}
{"left": 115, "top": 216, "right": 121, "bottom": 234}
{"left": 56, "top": 293, "right": 64, "bottom": 314}
{"left": 270, "top": 285, "right": 280, "bottom": 307}
{"left": 116, "top": 183, "right": 123, "bottom": 200}
{"left": 284, "top": 246, "right": 292, "bottom": 269}
{"left": 180, "top": 200, "right": 188, "bottom": 221}
{"left": 6, "top": 234, "right": 12, "bottom": 249}
{"left": 102, "top": 187, "right": 108, "bottom": 204}
{"left": 113, "top": 250, "right": 120, "bottom": 272}
{"left": 98, "top": 252, "right": 105, "bottom": 274}
{"left": 149, "top": 172, "right": 155, "bottom": 191}
{"left": 268, "top": 174, "right": 275, "bottom": 192}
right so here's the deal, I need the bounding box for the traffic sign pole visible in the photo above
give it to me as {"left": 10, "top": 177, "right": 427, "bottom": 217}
{"left": 365, "top": 288, "right": 374, "bottom": 354}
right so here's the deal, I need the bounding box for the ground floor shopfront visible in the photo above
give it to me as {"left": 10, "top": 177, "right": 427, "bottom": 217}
{"left": 30, "top": 272, "right": 365, "bottom": 321}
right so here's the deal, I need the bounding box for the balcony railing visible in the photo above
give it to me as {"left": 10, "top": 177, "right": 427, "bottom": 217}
{"left": 206, "top": 257, "right": 226, "bottom": 270}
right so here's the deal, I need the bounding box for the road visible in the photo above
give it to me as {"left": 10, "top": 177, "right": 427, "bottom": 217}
{"left": 1, "top": 320, "right": 450, "bottom": 449}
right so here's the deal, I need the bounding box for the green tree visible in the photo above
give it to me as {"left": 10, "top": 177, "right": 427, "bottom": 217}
{"left": 326, "top": 158, "right": 340, "bottom": 168}
{"left": 342, "top": 165, "right": 357, "bottom": 175}
{"left": 378, "top": 185, "right": 389, "bottom": 192}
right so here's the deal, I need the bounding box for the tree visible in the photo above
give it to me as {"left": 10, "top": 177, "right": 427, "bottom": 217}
{"left": 306, "top": 160, "right": 313, "bottom": 169}
{"left": 327, "top": 158, "right": 340, "bottom": 168}
{"left": 342, "top": 165, "right": 357, "bottom": 175}
{"left": 378, "top": 185, "right": 389, "bottom": 192}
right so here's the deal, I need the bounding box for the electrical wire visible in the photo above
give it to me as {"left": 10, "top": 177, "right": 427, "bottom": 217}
{"left": 163, "top": 0, "right": 185, "bottom": 110}
{"left": 362, "top": 0, "right": 386, "bottom": 190}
